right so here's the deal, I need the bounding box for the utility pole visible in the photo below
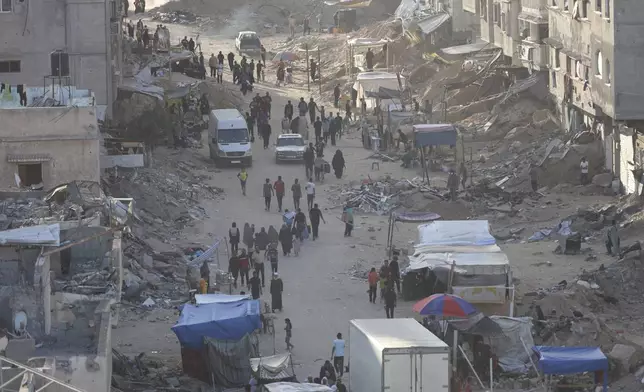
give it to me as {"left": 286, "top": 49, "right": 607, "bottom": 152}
{"left": 318, "top": 46, "right": 322, "bottom": 96}
{"left": 306, "top": 44, "right": 310, "bottom": 92}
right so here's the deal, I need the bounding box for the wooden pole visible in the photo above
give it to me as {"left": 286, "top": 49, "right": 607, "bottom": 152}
{"left": 318, "top": 46, "right": 322, "bottom": 96}
{"left": 306, "top": 44, "right": 310, "bottom": 92}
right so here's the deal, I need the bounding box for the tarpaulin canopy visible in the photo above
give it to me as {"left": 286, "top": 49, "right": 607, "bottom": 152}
{"left": 532, "top": 346, "right": 609, "bottom": 375}
{"left": 250, "top": 353, "right": 295, "bottom": 382}
{"left": 172, "top": 301, "right": 261, "bottom": 348}
{"left": 489, "top": 316, "right": 534, "bottom": 373}
{"left": 324, "top": 0, "right": 372, "bottom": 7}
{"left": 407, "top": 250, "right": 509, "bottom": 275}
{"left": 413, "top": 124, "right": 458, "bottom": 147}
{"left": 347, "top": 37, "right": 391, "bottom": 47}
{"left": 448, "top": 313, "right": 504, "bottom": 336}
{"left": 195, "top": 294, "right": 250, "bottom": 305}
{"left": 204, "top": 334, "right": 259, "bottom": 387}
{"left": 416, "top": 220, "right": 496, "bottom": 249}
{"left": 416, "top": 13, "right": 451, "bottom": 35}
{"left": 0, "top": 224, "right": 60, "bottom": 246}
{"left": 264, "top": 383, "right": 333, "bottom": 392}
{"left": 392, "top": 211, "right": 441, "bottom": 223}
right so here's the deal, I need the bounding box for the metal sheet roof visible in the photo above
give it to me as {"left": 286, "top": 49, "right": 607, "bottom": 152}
{"left": 417, "top": 13, "right": 451, "bottom": 34}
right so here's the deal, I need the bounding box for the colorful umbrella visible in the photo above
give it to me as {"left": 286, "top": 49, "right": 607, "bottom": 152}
{"left": 412, "top": 294, "right": 477, "bottom": 318}
{"left": 273, "top": 51, "right": 300, "bottom": 62}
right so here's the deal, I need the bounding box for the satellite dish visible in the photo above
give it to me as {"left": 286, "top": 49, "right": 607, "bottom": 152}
{"left": 13, "top": 311, "right": 28, "bottom": 335}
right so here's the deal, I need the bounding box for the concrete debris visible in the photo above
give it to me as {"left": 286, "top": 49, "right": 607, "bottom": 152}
{"left": 592, "top": 173, "right": 614, "bottom": 187}
{"left": 151, "top": 10, "right": 200, "bottom": 24}
{"left": 142, "top": 297, "right": 156, "bottom": 307}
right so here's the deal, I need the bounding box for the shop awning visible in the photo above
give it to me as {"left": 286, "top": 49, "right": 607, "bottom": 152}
{"left": 413, "top": 124, "right": 458, "bottom": 147}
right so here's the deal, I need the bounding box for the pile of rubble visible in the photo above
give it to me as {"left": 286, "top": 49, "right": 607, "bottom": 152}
{"left": 150, "top": 10, "right": 200, "bottom": 24}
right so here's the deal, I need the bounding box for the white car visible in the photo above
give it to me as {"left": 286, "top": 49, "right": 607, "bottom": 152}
{"left": 275, "top": 134, "right": 307, "bottom": 163}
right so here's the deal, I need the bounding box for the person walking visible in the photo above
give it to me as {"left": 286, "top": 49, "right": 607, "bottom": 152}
{"left": 333, "top": 84, "right": 341, "bottom": 108}
{"left": 580, "top": 156, "right": 589, "bottom": 184}
{"left": 229, "top": 222, "right": 241, "bottom": 253}
{"left": 292, "top": 179, "right": 302, "bottom": 210}
{"left": 243, "top": 222, "right": 254, "bottom": 250}
{"left": 342, "top": 205, "right": 354, "bottom": 237}
{"left": 305, "top": 178, "right": 316, "bottom": 210}
{"left": 274, "top": 176, "right": 286, "bottom": 212}
{"left": 304, "top": 145, "right": 315, "bottom": 179}
{"left": 256, "top": 61, "right": 264, "bottom": 82}
{"left": 459, "top": 162, "right": 468, "bottom": 189}
{"left": 216, "top": 62, "right": 223, "bottom": 83}
{"left": 308, "top": 98, "right": 317, "bottom": 124}
{"left": 447, "top": 169, "right": 459, "bottom": 201}
{"left": 332, "top": 150, "right": 345, "bottom": 179}
{"left": 209, "top": 54, "right": 217, "bottom": 77}
{"left": 309, "top": 203, "right": 325, "bottom": 240}
{"left": 298, "top": 97, "right": 308, "bottom": 117}
{"left": 237, "top": 167, "right": 248, "bottom": 195}
{"left": 270, "top": 272, "right": 284, "bottom": 312}
{"left": 294, "top": 208, "right": 307, "bottom": 241}
{"left": 345, "top": 100, "right": 352, "bottom": 121}
{"left": 262, "top": 121, "right": 272, "bottom": 149}
{"left": 285, "top": 318, "right": 294, "bottom": 351}
{"left": 389, "top": 256, "right": 401, "bottom": 293}
{"left": 228, "top": 252, "right": 243, "bottom": 288}
{"left": 384, "top": 287, "right": 397, "bottom": 318}
{"left": 368, "top": 267, "right": 379, "bottom": 303}
{"left": 331, "top": 333, "right": 345, "bottom": 376}
{"left": 266, "top": 243, "right": 279, "bottom": 273}
{"left": 279, "top": 224, "right": 293, "bottom": 255}
{"left": 200, "top": 260, "right": 210, "bottom": 292}
{"left": 329, "top": 114, "right": 338, "bottom": 146}
{"left": 227, "top": 51, "right": 235, "bottom": 71}
{"left": 314, "top": 116, "right": 323, "bottom": 143}
{"left": 263, "top": 178, "right": 274, "bottom": 211}
{"left": 253, "top": 249, "right": 266, "bottom": 287}
{"left": 238, "top": 249, "right": 250, "bottom": 286}
{"left": 284, "top": 100, "right": 294, "bottom": 121}
{"left": 248, "top": 270, "right": 262, "bottom": 299}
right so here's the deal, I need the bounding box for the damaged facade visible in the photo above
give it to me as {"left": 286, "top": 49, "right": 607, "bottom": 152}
{"left": 0, "top": 89, "right": 101, "bottom": 190}
{"left": 0, "top": 0, "right": 124, "bottom": 118}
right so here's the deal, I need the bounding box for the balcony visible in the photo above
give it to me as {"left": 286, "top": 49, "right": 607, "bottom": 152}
{"left": 518, "top": 40, "right": 549, "bottom": 70}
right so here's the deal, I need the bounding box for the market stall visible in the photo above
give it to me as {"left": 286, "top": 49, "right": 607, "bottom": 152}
{"left": 250, "top": 352, "right": 297, "bottom": 384}
{"left": 532, "top": 346, "right": 608, "bottom": 392}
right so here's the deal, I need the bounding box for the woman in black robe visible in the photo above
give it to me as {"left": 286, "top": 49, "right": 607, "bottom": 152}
{"left": 270, "top": 273, "right": 284, "bottom": 312}
{"left": 332, "top": 149, "right": 345, "bottom": 179}
{"left": 268, "top": 225, "right": 279, "bottom": 246}
{"left": 279, "top": 224, "right": 293, "bottom": 256}
{"left": 255, "top": 227, "right": 269, "bottom": 251}
{"left": 243, "top": 222, "right": 254, "bottom": 250}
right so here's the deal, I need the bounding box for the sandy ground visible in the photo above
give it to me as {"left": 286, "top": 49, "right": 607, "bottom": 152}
{"left": 113, "top": 23, "right": 627, "bottom": 387}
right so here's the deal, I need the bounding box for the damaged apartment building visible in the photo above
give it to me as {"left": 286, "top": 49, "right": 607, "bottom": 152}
{"left": 0, "top": 182, "right": 125, "bottom": 392}
{"left": 0, "top": 0, "right": 124, "bottom": 119}
{"left": 464, "top": 0, "right": 644, "bottom": 194}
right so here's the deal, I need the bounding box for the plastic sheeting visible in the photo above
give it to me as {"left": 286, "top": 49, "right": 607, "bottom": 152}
{"left": 532, "top": 346, "right": 608, "bottom": 375}
{"left": 264, "top": 383, "right": 333, "bottom": 392}
{"left": 195, "top": 294, "right": 250, "bottom": 305}
{"left": 488, "top": 316, "right": 534, "bottom": 373}
{"left": 416, "top": 220, "right": 496, "bottom": 248}
{"left": 413, "top": 124, "right": 458, "bottom": 147}
{"left": 392, "top": 211, "right": 441, "bottom": 223}
{"left": 204, "top": 334, "right": 259, "bottom": 387}
{"left": 416, "top": 13, "right": 451, "bottom": 34}
{"left": 0, "top": 224, "right": 60, "bottom": 246}
{"left": 250, "top": 353, "right": 295, "bottom": 381}
{"left": 408, "top": 251, "right": 509, "bottom": 275}
{"left": 172, "top": 301, "right": 261, "bottom": 348}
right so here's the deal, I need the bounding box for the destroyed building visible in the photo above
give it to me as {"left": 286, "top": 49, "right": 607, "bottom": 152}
{"left": 0, "top": 86, "right": 101, "bottom": 190}
{"left": 0, "top": 184, "right": 124, "bottom": 392}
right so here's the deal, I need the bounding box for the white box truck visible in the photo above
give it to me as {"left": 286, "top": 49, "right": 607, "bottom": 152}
{"left": 349, "top": 318, "right": 450, "bottom": 392}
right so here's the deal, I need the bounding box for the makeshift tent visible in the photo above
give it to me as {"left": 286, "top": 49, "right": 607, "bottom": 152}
{"left": 532, "top": 346, "right": 608, "bottom": 391}
{"left": 448, "top": 313, "right": 504, "bottom": 337}
{"left": 488, "top": 316, "right": 534, "bottom": 373}
{"left": 172, "top": 300, "right": 261, "bottom": 349}
{"left": 354, "top": 72, "right": 406, "bottom": 109}
{"left": 250, "top": 353, "right": 296, "bottom": 383}
{"left": 415, "top": 220, "right": 496, "bottom": 249}
{"left": 413, "top": 124, "right": 458, "bottom": 147}
{"left": 195, "top": 294, "right": 250, "bottom": 305}
{"left": 386, "top": 210, "right": 441, "bottom": 256}
{"left": 264, "top": 383, "right": 333, "bottom": 392}
{"left": 203, "top": 334, "right": 259, "bottom": 387}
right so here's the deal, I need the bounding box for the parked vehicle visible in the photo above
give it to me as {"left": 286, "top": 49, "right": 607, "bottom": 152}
{"left": 349, "top": 318, "right": 449, "bottom": 392}
{"left": 208, "top": 109, "right": 252, "bottom": 166}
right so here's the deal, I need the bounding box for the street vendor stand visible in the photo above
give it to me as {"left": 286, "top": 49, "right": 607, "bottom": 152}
{"left": 386, "top": 210, "right": 441, "bottom": 257}
{"left": 413, "top": 124, "right": 464, "bottom": 184}
{"left": 532, "top": 346, "right": 609, "bottom": 392}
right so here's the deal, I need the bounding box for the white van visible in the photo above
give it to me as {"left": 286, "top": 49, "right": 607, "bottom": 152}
{"left": 208, "top": 109, "right": 252, "bottom": 166}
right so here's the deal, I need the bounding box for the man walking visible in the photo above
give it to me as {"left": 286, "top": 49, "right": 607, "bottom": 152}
{"left": 447, "top": 169, "right": 459, "bottom": 201}
{"left": 274, "top": 176, "right": 286, "bottom": 212}
{"left": 308, "top": 98, "right": 317, "bottom": 124}
{"left": 209, "top": 54, "right": 217, "bottom": 77}
{"left": 292, "top": 179, "right": 302, "bottom": 210}
{"left": 262, "top": 121, "right": 272, "bottom": 149}
{"left": 331, "top": 333, "right": 345, "bottom": 376}
{"left": 304, "top": 145, "right": 315, "bottom": 179}
{"left": 314, "top": 116, "right": 322, "bottom": 143}
{"left": 309, "top": 203, "right": 325, "bottom": 240}
{"left": 305, "top": 178, "right": 316, "bottom": 210}
{"left": 237, "top": 167, "right": 248, "bottom": 195}
{"left": 229, "top": 222, "right": 241, "bottom": 253}
{"left": 248, "top": 271, "right": 262, "bottom": 299}
{"left": 227, "top": 51, "right": 235, "bottom": 71}
{"left": 384, "top": 287, "right": 397, "bottom": 318}
{"left": 284, "top": 100, "right": 294, "bottom": 121}
{"left": 389, "top": 255, "right": 401, "bottom": 293}
{"left": 333, "top": 84, "right": 341, "bottom": 107}
{"left": 580, "top": 156, "right": 589, "bottom": 184}
{"left": 263, "top": 178, "right": 274, "bottom": 211}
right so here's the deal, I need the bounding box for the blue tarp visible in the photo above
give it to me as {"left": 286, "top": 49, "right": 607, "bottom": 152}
{"left": 172, "top": 300, "right": 261, "bottom": 348}
{"left": 532, "top": 346, "right": 608, "bottom": 391}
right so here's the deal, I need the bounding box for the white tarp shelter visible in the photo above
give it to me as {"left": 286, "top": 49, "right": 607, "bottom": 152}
{"left": 0, "top": 224, "right": 60, "bottom": 246}
{"left": 411, "top": 220, "right": 512, "bottom": 305}
{"left": 264, "top": 383, "right": 333, "bottom": 392}
{"left": 353, "top": 72, "right": 406, "bottom": 109}
{"left": 195, "top": 294, "right": 250, "bottom": 305}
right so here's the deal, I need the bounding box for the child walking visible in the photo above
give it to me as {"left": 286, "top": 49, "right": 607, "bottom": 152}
{"left": 285, "top": 318, "right": 294, "bottom": 351}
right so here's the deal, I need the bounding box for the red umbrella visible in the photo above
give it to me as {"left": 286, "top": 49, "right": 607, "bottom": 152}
{"left": 412, "top": 293, "right": 477, "bottom": 318}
